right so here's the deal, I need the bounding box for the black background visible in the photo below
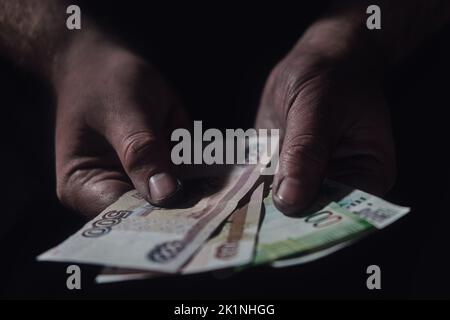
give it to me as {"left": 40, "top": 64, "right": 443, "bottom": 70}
{"left": 1, "top": 1, "right": 450, "bottom": 299}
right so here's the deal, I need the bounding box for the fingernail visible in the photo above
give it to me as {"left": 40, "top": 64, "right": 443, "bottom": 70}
{"left": 148, "top": 173, "right": 179, "bottom": 203}
{"left": 276, "top": 177, "right": 302, "bottom": 206}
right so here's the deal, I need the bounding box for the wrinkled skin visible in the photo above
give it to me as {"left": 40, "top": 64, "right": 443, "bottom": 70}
{"left": 54, "top": 33, "right": 396, "bottom": 218}
{"left": 1, "top": 1, "right": 449, "bottom": 220}
{"left": 54, "top": 37, "right": 188, "bottom": 217}
{"left": 257, "top": 48, "right": 396, "bottom": 215}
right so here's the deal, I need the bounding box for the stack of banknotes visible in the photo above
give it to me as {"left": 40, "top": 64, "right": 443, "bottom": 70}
{"left": 38, "top": 163, "right": 410, "bottom": 283}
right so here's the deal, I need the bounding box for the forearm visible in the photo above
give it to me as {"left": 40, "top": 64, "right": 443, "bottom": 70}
{"left": 0, "top": 0, "right": 116, "bottom": 85}
{"left": 0, "top": 0, "right": 71, "bottom": 76}
{"left": 293, "top": 0, "right": 450, "bottom": 67}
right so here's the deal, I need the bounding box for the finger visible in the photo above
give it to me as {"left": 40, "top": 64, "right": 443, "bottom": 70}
{"left": 57, "top": 165, "right": 133, "bottom": 218}
{"left": 103, "top": 105, "right": 182, "bottom": 206}
{"left": 55, "top": 104, "right": 136, "bottom": 216}
{"left": 272, "top": 98, "right": 332, "bottom": 216}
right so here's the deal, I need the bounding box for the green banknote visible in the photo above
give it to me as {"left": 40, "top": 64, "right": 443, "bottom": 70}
{"left": 254, "top": 181, "right": 410, "bottom": 265}
{"left": 254, "top": 196, "right": 373, "bottom": 265}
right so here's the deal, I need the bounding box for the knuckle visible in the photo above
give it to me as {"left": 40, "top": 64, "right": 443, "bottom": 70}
{"left": 56, "top": 167, "right": 83, "bottom": 209}
{"left": 265, "top": 59, "right": 327, "bottom": 120}
{"left": 282, "top": 134, "right": 328, "bottom": 169}
{"left": 56, "top": 162, "right": 94, "bottom": 210}
{"left": 272, "top": 61, "right": 301, "bottom": 99}
{"left": 263, "top": 61, "right": 300, "bottom": 113}
{"left": 121, "top": 131, "right": 158, "bottom": 170}
{"left": 274, "top": 60, "right": 299, "bottom": 88}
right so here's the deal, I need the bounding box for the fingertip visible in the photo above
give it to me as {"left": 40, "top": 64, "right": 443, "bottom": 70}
{"left": 148, "top": 172, "right": 183, "bottom": 207}
{"left": 273, "top": 177, "right": 313, "bottom": 216}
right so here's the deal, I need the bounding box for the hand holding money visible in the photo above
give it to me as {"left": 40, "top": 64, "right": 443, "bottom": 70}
{"left": 53, "top": 30, "right": 188, "bottom": 217}
{"left": 39, "top": 163, "right": 264, "bottom": 272}
{"left": 39, "top": 166, "right": 409, "bottom": 281}
{"left": 256, "top": 14, "right": 396, "bottom": 215}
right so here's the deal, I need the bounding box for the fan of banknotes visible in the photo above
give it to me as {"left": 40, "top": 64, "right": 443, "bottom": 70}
{"left": 38, "top": 163, "right": 410, "bottom": 284}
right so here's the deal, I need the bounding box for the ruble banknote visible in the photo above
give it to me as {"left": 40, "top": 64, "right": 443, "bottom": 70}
{"left": 38, "top": 164, "right": 264, "bottom": 273}
{"left": 95, "top": 183, "right": 265, "bottom": 283}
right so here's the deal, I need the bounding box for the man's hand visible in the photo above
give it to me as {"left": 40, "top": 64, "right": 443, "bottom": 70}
{"left": 54, "top": 33, "right": 187, "bottom": 217}
{"left": 0, "top": 1, "right": 188, "bottom": 217}
{"left": 255, "top": 0, "right": 450, "bottom": 215}
{"left": 257, "top": 22, "right": 396, "bottom": 215}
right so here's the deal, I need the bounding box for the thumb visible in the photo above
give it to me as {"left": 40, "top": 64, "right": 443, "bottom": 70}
{"left": 273, "top": 108, "right": 332, "bottom": 216}
{"left": 105, "top": 109, "right": 181, "bottom": 206}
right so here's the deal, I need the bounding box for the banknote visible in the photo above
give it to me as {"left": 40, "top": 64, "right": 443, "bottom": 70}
{"left": 317, "top": 180, "right": 411, "bottom": 229}
{"left": 254, "top": 199, "right": 372, "bottom": 265}
{"left": 96, "top": 241, "right": 356, "bottom": 283}
{"left": 183, "top": 182, "right": 264, "bottom": 273}
{"left": 254, "top": 183, "right": 410, "bottom": 265}
{"left": 270, "top": 240, "right": 356, "bottom": 268}
{"left": 95, "top": 267, "right": 160, "bottom": 284}
{"left": 95, "top": 182, "right": 411, "bottom": 283}
{"left": 38, "top": 163, "right": 263, "bottom": 273}
{"left": 95, "top": 183, "right": 265, "bottom": 284}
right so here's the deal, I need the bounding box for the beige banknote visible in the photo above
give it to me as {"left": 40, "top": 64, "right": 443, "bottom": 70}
{"left": 95, "top": 183, "right": 265, "bottom": 283}
{"left": 38, "top": 164, "right": 264, "bottom": 273}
